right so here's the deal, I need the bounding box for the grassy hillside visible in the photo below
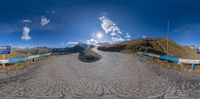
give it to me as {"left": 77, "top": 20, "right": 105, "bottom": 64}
{"left": 98, "top": 38, "right": 200, "bottom": 59}
{"left": 98, "top": 38, "right": 200, "bottom": 73}
{"left": 0, "top": 48, "right": 50, "bottom": 73}
{"left": 15, "top": 47, "right": 51, "bottom": 55}
{"left": 0, "top": 47, "right": 51, "bottom": 59}
{"left": 0, "top": 50, "right": 31, "bottom": 59}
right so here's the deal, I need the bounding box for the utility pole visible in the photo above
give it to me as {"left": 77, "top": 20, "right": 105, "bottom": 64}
{"left": 166, "top": 20, "right": 170, "bottom": 65}
{"left": 167, "top": 20, "right": 170, "bottom": 56}
{"left": 2, "top": 54, "right": 5, "bottom": 68}
{"left": 37, "top": 40, "right": 40, "bottom": 54}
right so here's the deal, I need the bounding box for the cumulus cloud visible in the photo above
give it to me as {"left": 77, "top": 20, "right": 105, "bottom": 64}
{"left": 41, "top": 16, "right": 50, "bottom": 26}
{"left": 86, "top": 38, "right": 99, "bottom": 46}
{"left": 125, "top": 33, "right": 131, "bottom": 41}
{"left": 99, "top": 16, "right": 122, "bottom": 35}
{"left": 99, "top": 15, "right": 131, "bottom": 42}
{"left": 125, "top": 33, "right": 131, "bottom": 38}
{"left": 111, "top": 35, "right": 125, "bottom": 42}
{"left": 21, "top": 26, "right": 31, "bottom": 41}
{"left": 22, "top": 19, "right": 32, "bottom": 23}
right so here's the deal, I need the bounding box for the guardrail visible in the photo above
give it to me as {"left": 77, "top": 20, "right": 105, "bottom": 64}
{"left": 0, "top": 53, "right": 51, "bottom": 64}
{"left": 137, "top": 52, "right": 200, "bottom": 70}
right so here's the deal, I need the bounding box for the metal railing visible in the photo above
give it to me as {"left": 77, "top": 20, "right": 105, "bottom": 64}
{"left": 138, "top": 52, "right": 200, "bottom": 70}
{"left": 0, "top": 53, "right": 51, "bottom": 64}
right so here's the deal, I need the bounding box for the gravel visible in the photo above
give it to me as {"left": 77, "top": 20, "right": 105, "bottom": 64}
{"left": 0, "top": 48, "right": 199, "bottom": 98}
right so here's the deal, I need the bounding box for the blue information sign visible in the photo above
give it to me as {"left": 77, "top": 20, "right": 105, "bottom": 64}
{"left": 197, "top": 46, "right": 200, "bottom": 54}
{"left": 0, "top": 46, "right": 11, "bottom": 54}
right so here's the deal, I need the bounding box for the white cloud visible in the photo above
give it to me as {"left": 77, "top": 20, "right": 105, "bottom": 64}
{"left": 67, "top": 42, "right": 79, "bottom": 47}
{"left": 41, "top": 16, "right": 50, "bottom": 26}
{"left": 125, "top": 33, "right": 131, "bottom": 41}
{"left": 110, "top": 32, "right": 117, "bottom": 36}
{"left": 22, "top": 19, "right": 32, "bottom": 23}
{"left": 61, "top": 41, "right": 79, "bottom": 47}
{"left": 142, "top": 35, "right": 146, "bottom": 38}
{"left": 86, "top": 38, "right": 99, "bottom": 46}
{"left": 21, "top": 26, "right": 31, "bottom": 41}
{"left": 125, "top": 33, "right": 131, "bottom": 38}
{"left": 60, "top": 42, "right": 65, "bottom": 46}
{"left": 111, "top": 35, "right": 125, "bottom": 42}
{"left": 125, "top": 33, "right": 131, "bottom": 39}
{"left": 99, "top": 16, "right": 122, "bottom": 35}
{"left": 99, "top": 15, "right": 131, "bottom": 42}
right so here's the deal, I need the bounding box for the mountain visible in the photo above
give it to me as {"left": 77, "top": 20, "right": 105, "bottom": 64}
{"left": 98, "top": 38, "right": 200, "bottom": 59}
{"left": 98, "top": 42, "right": 111, "bottom": 46}
{"left": 76, "top": 43, "right": 95, "bottom": 49}
{"left": 15, "top": 47, "right": 52, "bottom": 55}
{"left": 52, "top": 43, "right": 94, "bottom": 54}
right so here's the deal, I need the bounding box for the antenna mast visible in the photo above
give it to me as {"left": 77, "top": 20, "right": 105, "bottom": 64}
{"left": 167, "top": 20, "right": 170, "bottom": 56}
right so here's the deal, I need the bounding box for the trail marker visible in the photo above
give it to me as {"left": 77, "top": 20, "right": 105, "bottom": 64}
{"left": 197, "top": 46, "right": 200, "bottom": 54}
{"left": 0, "top": 45, "right": 11, "bottom": 68}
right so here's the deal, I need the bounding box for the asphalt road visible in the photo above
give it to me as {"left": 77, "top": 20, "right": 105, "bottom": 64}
{"left": 0, "top": 48, "right": 200, "bottom": 98}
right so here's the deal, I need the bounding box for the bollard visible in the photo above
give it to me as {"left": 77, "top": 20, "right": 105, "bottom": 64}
{"left": 2, "top": 63, "right": 5, "bottom": 68}
{"left": 32, "top": 58, "right": 35, "bottom": 63}
{"left": 2, "top": 54, "right": 5, "bottom": 68}
{"left": 191, "top": 64, "right": 195, "bottom": 71}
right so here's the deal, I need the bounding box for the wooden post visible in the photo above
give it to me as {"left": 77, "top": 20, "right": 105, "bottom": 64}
{"left": 2, "top": 54, "right": 5, "bottom": 68}
{"left": 32, "top": 58, "right": 35, "bottom": 63}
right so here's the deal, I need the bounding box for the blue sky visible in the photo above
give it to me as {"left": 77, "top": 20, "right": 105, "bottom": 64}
{"left": 0, "top": 0, "right": 200, "bottom": 48}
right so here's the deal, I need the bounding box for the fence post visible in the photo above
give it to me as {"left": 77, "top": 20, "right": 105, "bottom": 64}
{"left": 32, "top": 58, "right": 35, "bottom": 63}
{"left": 2, "top": 54, "right": 5, "bottom": 68}
{"left": 191, "top": 64, "right": 195, "bottom": 71}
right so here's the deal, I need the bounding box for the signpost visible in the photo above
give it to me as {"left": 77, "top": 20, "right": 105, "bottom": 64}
{"left": 0, "top": 45, "right": 11, "bottom": 68}
{"left": 197, "top": 46, "right": 200, "bottom": 54}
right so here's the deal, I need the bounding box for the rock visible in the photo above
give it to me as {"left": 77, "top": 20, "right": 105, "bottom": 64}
{"left": 78, "top": 49, "right": 102, "bottom": 62}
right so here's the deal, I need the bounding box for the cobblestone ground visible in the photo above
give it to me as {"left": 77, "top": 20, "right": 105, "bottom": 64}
{"left": 0, "top": 49, "right": 200, "bottom": 98}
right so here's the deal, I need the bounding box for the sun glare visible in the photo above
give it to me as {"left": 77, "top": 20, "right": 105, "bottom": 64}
{"left": 96, "top": 32, "right": 103, "bottom": 39}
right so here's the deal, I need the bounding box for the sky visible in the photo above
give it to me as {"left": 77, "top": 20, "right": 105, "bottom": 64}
{"left": 0, "top": 0, "right": 200, "bottom": 48}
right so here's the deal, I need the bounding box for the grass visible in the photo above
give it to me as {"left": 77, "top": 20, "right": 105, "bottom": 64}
{"left": 98, "top": 38, "right": 200, "bottom": 73}
{"left": 98, "top": 38, "right": 200, "bottom": 59}
{"left": 0, "top": 50, "right": 49, "bottom": 73}
{"left": 0, "top": 50, "right": 31, "bottom": 59}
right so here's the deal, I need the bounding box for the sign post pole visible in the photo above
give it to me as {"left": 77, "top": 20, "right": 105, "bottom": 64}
{"left": 2, "top": 54, "right": 5, "bottom": 68}
{"left": 191, "top": 64, "right": 195, "bottom": 71}
{"left": 32, "top": 58, "right": 35, "bottom": 63}
{"left": 0, "top": 45, "right": 11, "bottom": 69}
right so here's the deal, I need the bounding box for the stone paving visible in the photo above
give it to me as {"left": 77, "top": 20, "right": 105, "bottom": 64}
{"left": 0, "top": 49, "right": 199, "bottom": 98}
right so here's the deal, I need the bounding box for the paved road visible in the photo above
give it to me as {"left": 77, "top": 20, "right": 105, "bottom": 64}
{"left": 0, "top": 49, "right": 200, "bottom": 98}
